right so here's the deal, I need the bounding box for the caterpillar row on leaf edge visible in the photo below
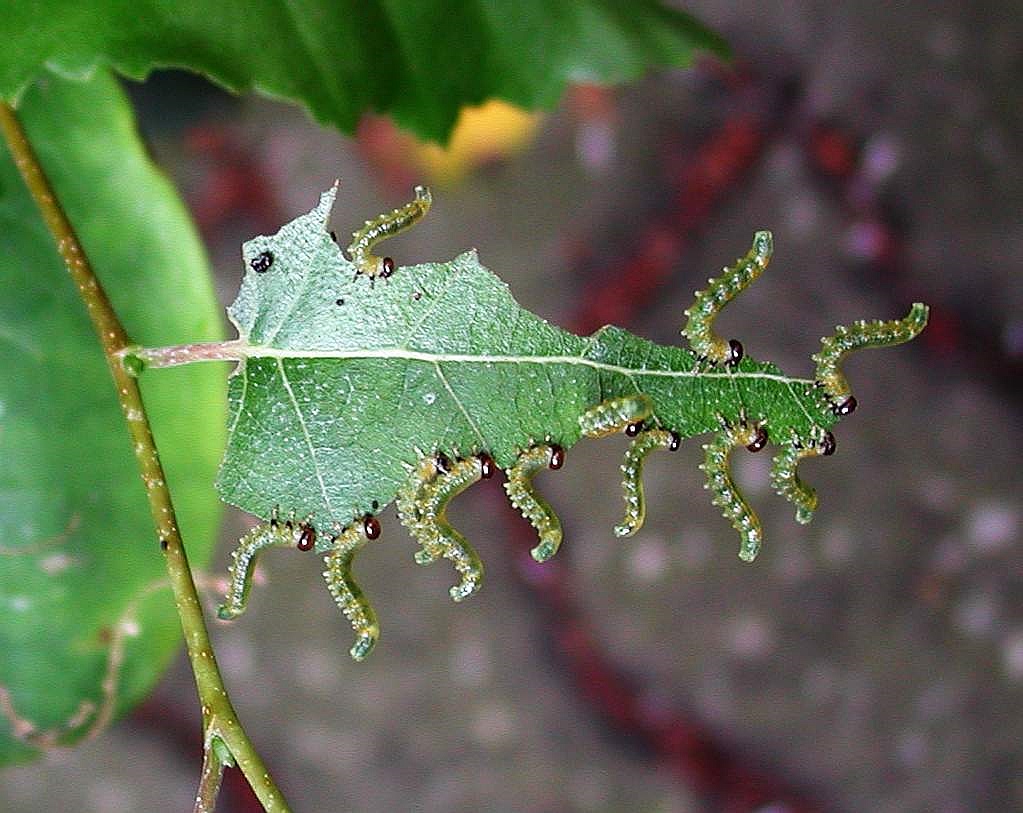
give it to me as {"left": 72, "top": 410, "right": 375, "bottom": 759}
{"left": 216, "top": 185, "right": 929, "bottom": 660}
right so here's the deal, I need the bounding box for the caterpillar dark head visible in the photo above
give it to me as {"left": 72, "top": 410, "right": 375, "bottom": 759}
{"left": 363, "top": 514, "right": 381, "bottom": 540}
{"left": 478, "top": 453, "right": 496, "bottom": 479}
{"left": 297, "top": 523, "right": 316, "bottom": 551}
{"left": 745, "top": 425, "right": 769, "bottom": 452}
{"left": 725, "top": 339, "right": 744, "bottom": 366}
{"left": 832, "top": 396, "right": 857, "bottom": 416}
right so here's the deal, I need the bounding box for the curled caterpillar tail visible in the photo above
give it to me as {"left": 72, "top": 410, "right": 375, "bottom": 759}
{"left": 504, "top": 445, "right": 564, "bottom": 562}
{"left": 770, "top": 429, "right": 836, "bottom": 524}
{"left": 579, "top": 394, "right": 652, "bottom": 438}
{"left": 812, "top": 303, "right": 929, "bottom": 414}
{"left": 218, "top": 508, "right": 310, "bottom": 620}
{"left": 682, "top": 231, "right": 773, "bottom": 365}
{"left": 700, "top": 422, "right": 766, "bottom": 562}
{"left": 395, "top": 453, "right": 488, "bottom": 602}
{"left": 323, "top": 517, "right": 381, "bottom": 661}
{"left": 348, "top": 185, "right": 432, "bottom": 279}
{"left": 614, "top": 429, "right": 680, "bottom": 537}
{"left": 395, "top": 454, "right": 449, "bottom": 565}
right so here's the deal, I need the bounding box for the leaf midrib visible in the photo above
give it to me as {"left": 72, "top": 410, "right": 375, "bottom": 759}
{"left": 232, "top": 343, "right": 815, "bottom": 386}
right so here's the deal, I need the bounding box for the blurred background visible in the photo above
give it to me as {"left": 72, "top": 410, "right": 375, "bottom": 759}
{"left": 3, "top": 1, "right": 1021, "bottom": 811}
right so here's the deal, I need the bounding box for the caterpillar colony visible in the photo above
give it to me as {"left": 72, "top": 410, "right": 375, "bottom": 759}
{"left": 214, "top": 187, "right": 929, "bottom": 660}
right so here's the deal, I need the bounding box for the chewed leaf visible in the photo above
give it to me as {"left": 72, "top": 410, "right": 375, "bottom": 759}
{"left": 209, "top": 187, "right": 926, "bottom": 658}
{"left": 217, "top": 188, "right": 829, "bottom": 530}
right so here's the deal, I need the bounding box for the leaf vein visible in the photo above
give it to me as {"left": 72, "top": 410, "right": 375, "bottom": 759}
{"left": 433, "top": 361, "right": 486, "bottom": 449}
{"left": 239, "top": 345, "right": 814, "bottom": 386}
{"left": 276, "top": 358, "right": 333, "bottom": 516}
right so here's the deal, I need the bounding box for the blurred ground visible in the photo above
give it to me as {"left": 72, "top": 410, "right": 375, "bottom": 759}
{"left": 3, "top": 1, "right": 1021, "bottom": 811}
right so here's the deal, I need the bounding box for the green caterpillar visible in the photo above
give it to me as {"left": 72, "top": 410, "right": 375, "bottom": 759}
{"left": 397, "top": 453, "right": 491, "bottom": 602}
{"left": 214, "top": 186, "right": 929, "bottom": 660}
{"left": 347, "top": 184, "right": 432, "bottom": 280}
{"left": 503, "top": 444, "right": 565, "bottom": 563}
{"left": 614, "top": 429, "right": 680, "bottom": 538}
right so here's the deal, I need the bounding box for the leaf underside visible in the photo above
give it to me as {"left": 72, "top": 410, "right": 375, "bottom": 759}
{"left": 217, "top": 188, "right": 835, "bottom": 539}
{"left": 0, "top": 1, "right": 727, "bottom": 143}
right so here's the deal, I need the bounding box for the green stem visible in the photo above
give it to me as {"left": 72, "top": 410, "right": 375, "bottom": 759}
{"left": 0, "top": 103, "right": 291, "bottom": 813}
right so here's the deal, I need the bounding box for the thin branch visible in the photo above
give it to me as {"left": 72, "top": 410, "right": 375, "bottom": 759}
{"left": 0, "top": 103, "right": 291, "bottom": 813}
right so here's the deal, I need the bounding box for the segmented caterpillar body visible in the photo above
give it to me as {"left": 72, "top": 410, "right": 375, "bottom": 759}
{"left": 579, "top": 394, "right": 652, "bottom": 437}
{"left": 218, "top": 187, "right": 929, "bottom": 659}
{"left": 700, "top": 421, "right": 767, "bottom": 562}
{"left": 348, "top": 185, "right": 432, "bottom": 279}
{"left": 396, "top": 455, "right": 487, "bottom": 601}
{"left": 682, "top": 230, "right": 773, "bottom": 365}
{"left": 812, "top": 304, "right": 930, "bottom": 414}
{"left": 504, "top": 445, "right": 564, "bottom": 563}
{"left": 615, "top": 429, "right": 680, "bottom": 538}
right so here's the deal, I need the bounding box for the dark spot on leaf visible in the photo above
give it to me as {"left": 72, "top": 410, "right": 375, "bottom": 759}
{"left": 336, "top": 298, "right": 345, "bottom": 306}
{"left": 250, "top": 250, "right": 274, "bottom": 273}
{"left": 160, "top": 537, "right": 169, "bottom": 551}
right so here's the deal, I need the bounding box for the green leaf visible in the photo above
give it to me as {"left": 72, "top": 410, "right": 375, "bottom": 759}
{"left": 0, "top": 69, "right": 225, "bottom": 764}
{"left": 216, "top": 188, "right": 835, "bottom": 529}
{"left": 0, "top": 1, "right": 727, "bottom": 143}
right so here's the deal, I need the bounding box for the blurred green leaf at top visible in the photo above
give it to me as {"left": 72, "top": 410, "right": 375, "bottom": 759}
{"left": 0, "top": 1, "right": 727, "bottom": 143}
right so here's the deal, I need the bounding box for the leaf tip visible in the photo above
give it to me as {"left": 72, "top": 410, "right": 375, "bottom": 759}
{"left": 314, "top": 183, "right": 340, "bottom": 225}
